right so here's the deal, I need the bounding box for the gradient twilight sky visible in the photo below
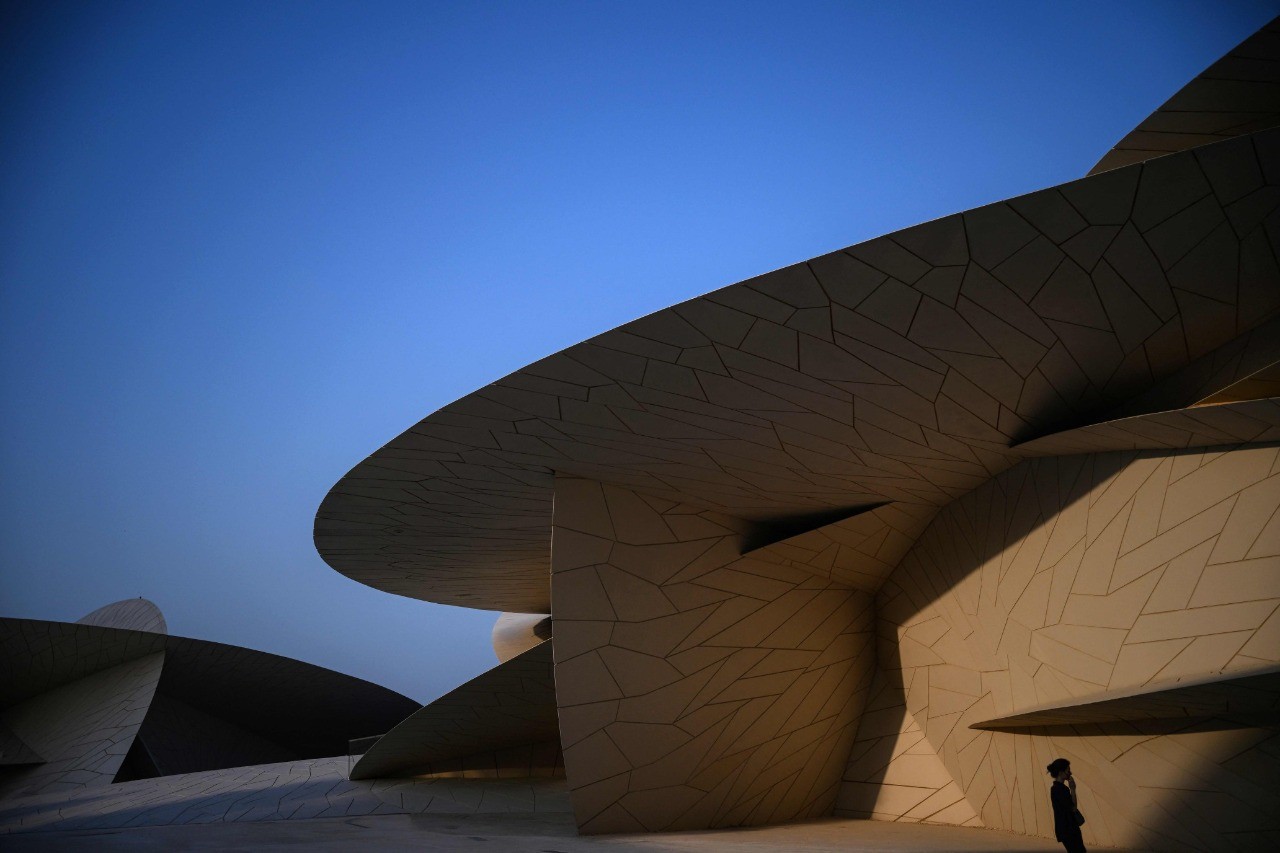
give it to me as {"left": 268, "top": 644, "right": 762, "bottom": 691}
{"left": 1, "top": 1, "right": 1275, "bottom": 703}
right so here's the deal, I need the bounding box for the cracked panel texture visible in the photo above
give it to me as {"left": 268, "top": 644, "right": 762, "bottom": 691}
{"left": 1090, "top": 17, "right": 1280, "bottom": 175}
{"left": 0, "top": 652, "right": 165, "bottom": 798}
{"left": 551, "top": 476, "right": 876, "bottom": 833}
{"left": 316, "top": 127, "right": 1280, "bottom": 613}
{"left": 76, "top": 599, "right": 167, "bottom": 634}
{"left": 0, "top": 616, "right": 419, "bottom": 786}
{"left": 846, "top": 446, "right": 1280, "bottom": 850}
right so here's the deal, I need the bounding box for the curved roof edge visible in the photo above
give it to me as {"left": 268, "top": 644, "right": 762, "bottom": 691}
{"left": 1089, "top": 16, "right": 1280, "bottom": 175}
{"left": 314, "top": 20, "right": 1280, "bottom": 613}
{"left": 76, "top": 598, "right": 167, "bottom": 634}
{"left": 351, "top": 640, "right": 556, "bottom": 780}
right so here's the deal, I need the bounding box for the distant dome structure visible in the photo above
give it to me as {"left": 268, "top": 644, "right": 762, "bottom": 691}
{"left": 0, "top": 599, "right": 417, "bottom": 798}
{"left": 76, "top": 598, "right": 167, "bottom": 634}
{"left": 492, "top": 612, "right": 552, "bottom": 663}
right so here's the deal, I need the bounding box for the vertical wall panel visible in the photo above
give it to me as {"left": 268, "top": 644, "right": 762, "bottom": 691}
{"left": 842, "top": 446, "right": 1280, "bottom": 850}
{"left": 552, "top": 476, "right": 876, "bottom": 833}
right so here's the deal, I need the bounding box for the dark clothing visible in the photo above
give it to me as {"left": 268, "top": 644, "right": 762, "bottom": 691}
{"left": 1051, "top": 781, "right": 1086, "bottom": 852}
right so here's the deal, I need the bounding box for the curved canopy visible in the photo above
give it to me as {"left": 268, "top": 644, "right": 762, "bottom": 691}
{"left": 1089, "top": 16, "right": 1280, "bottom": 175}
{"left": 76, "top": 598, "right": 168, "bottom": 634}
{"left": 1, "top": 615, "right": 418, "bottom": 767}
{"left": 351, "top": 640, "right": 557, "bottom": 780}
{"left": 315, "top": 127, "right": 1280, "bottom": 612}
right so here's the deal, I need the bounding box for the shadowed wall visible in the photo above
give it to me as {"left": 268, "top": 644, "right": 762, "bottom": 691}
{"left": 839, "top": 446, "right": 1280, "bottom": 851}
{"left": 551, "top": 476, "right": 876, "bottom": 833}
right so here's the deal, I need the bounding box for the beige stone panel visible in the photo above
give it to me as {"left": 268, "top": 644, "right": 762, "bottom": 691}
{"left": 1150, "top": 631, "right": 1256, "bottom": 682}
{"left": 1060, "top": 568, "right": 1161, "bottom": 630}
{"left": 1143, "top": 538, "right": 1214, "bottom": 614}
{"left": 76, "top": 599, "right": 167, "bottom": 635}
{"left": 1072, "top": 502, "right": 1130, "bottom": 596}
{"left": 1188, "top": 556, "right": 1280, "bottom": 608}
{"left": 552, "top": 476, "right": 875, "bottom": 833}
{"left": 1111, "top": 498, "right": 1235, "bottom": 582}
{"left": 1161, "top": 445, "right": 1276, "bottom": 532}
{"left": 1127, "top": 600, "right": 1277, "bottom": 644}
{"left": 597, "top": 567, "right": 678, "bottom": 621}
{"left": 1035, "top": 623, "right": 1126, "bottom": 664}
{"left": 562, "top": 729, "right": 631, "bottom": 789}
{"left": 1239, "top": 605, "right": 1280, "bottom": 661}
{"left": 0, "top": 652, "right": 164, "bottom": 797}
{"left": 1207, "top": 458, "right": 1280, "bottom": 565}
{"left": 841, "top": 781, "right": 937, "bottom": 818}
{"left": 1118, "top": 455, "right": 1172, "bottom": 559}
{"left": 608, "top": 608, "right": 716, "bottom": 658}
{"left": 879, "top": 447, "right": 1280, "bottom": 849}
{"left": 551, "top": 620, "right": 612, "bottom": 661}
{"left": 1110, "top": 639, "right": 1195, "bottom": 688}
{"left": 550, "top": 566, "right": 617, "bottom": 622}
{"left": 556, "top": 701, "right": 617, "bottom": 748}
{"left": 541, "top": 528, "right": 612, "bottom": 573}
{"left": 1251, "top": 506, "right": 1280, "bottom": 561}
{"left": 1028, "top": 633, "right": 1113, "bottom": 686}
{"left": 553, "top": 653, "right": 623, "bottom": 706}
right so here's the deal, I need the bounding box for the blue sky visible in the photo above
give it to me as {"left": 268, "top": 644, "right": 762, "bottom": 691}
{"left": 1, "top": 1, "right": 1275, "bottom": 702}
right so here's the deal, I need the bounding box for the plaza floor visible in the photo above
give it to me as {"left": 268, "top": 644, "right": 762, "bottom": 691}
{"left": 2, "top": 811, "right": 1098, "bottom": 852}
{"left": 0, "top": 757, "right": 1124, "bottom": 852}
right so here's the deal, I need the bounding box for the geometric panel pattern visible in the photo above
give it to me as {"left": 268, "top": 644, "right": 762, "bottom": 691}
{"left": 862, "top": 445, "right": 1280, "bottom": 849}
{"left": 350, "top": 640, "right": 559, "bottom": 780}
{"left": 1099, "top": 315, "right": 1280, "bottom": 422}
{"left": 835, "top": 670, "right": 983, "bottom": 826}
{"left": 1014, "top": 397, "right": 1280, "bottom": 456}
{"left": 0, "top": 618, "right": 167, "bottom": 709}
{"left": 76, "top": 598, "right": 167, "bottom": 634}
{"left": 551, "top": 477, "right": 876, "bottom": 833}
{"left": 971, "top": 667, "right": 1280, "bottom": 729}
{"left": 1089, "top": 16, "right": 1280, "bottom": 175}
{"left": 0, "top": 653, "right": 164, "bottom": 798}
{"left": 744, "top": 503, "right": 931, "bottom": 591}
{"left": 0, "top": 607, "right": 418, "bottom": 788}
{"left": 316, "top": 126, "right": 1280, "bottom": 614}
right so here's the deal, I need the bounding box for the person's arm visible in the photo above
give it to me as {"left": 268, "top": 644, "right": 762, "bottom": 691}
{"left": 1067, "top": 777, "right": 1078, "bottom": 807}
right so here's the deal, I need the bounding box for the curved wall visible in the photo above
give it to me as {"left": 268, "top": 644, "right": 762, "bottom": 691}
{"left": 0, "top": 652, "right": 165, "bottom": 798}
{"left": 840, "top": 445, "right": 1280, "bottom": 850}
{"left": 551, "top": 476, "right": 877, "bottom": 833}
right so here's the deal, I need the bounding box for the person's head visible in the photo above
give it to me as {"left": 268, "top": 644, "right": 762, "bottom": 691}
{"left": 1046, "top": 758, "right": 1072, "bottom": 781}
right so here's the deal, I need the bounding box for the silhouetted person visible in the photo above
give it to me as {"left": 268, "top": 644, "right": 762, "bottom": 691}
{"left": 1047, "top": 757, "right": 1086, "bottom": 853}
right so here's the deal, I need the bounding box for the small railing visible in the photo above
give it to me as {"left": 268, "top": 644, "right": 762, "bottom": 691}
{"left": 346, "top": 734, "right": 381, "bottom": 777}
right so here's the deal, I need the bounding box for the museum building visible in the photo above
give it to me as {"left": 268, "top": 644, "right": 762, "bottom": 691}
{"left": 315, "top": 17, "right": 1280, "bottom": 850}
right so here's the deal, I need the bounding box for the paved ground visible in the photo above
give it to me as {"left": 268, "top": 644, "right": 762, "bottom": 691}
{"left": 0, "top": 758, "right": 1125, "bottom": 851}
{"left": 1, "top": 812, "right": 1105, "bottom": 852}
{"left": 0, "top": 757, "right": 570, "bottom": 835}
